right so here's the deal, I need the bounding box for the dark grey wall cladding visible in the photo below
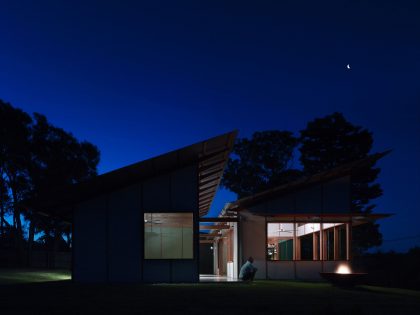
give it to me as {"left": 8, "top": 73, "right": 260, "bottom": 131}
{"left": 108, "top": 184, "right": 142, "bottom": 282}
{"left": 171, "top": 165, "right": 197, "bottom": 211}
{"left": 323, "top": 176, "right": 351, "bottom": 213}
{"left": 142, "top": 260, "right": 171, "bottom": 282}
{"left": 73, "top": 195, "right": 107, "bottom": 282}
{"left": 171, "top": 260, "right": 198, "bottom": 282}
{"left": 142, "top": 173, "right": 172, "bottom": 210}
{"left": 295, "top": 185, "right": 323, "bottom": 213}
{"left": 142, "top": 165, "right": 197, "bottom": 212}
{"left": 141, "top": 165, "right": 199, "bottom": 282}
{"left": 253, "top": 176, "right": 351, "bottom": 214}
{"left": 249, "top": 203, "right": 267, "bottom": 213}
{"left": 73, "top": 164, "right": 199, "bottom": 283}
{"left": 267, "top": 194, "right": 294, "bottom": 213}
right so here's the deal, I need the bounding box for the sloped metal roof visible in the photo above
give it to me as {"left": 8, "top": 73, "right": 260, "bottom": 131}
{"left": 33, "top": 130, "right": 237, "bottom": 220}
{"left": 227, "top": 150, "right": 391, "bottom": 212}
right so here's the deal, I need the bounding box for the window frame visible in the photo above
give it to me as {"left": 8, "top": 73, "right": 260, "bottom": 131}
{"left": 266, "top": 220, "right": 349, "bottom": 262}
{"left": 143, "top": 212, "right": 195, "bottom": 260}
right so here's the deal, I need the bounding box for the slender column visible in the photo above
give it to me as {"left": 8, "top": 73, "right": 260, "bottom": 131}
{"left": 320, "top": 221, "right": 324, "bottom": 272}
{"left": 334, "top": 225, "right": 339, "bottom": 260}
{"left": 313, "top": 231, "right": 319, "bottom": 260}
{"left": 293, "top": 218, "right": 297, "bottom": 279}
{"left": 293, "top": 220, "right": 297, "bottom": 260}
{"left": 320, "top": 222, "right": 324, "bottom": 260}
{"left": 346, "top": 221, "right": 352, "bottom": 260}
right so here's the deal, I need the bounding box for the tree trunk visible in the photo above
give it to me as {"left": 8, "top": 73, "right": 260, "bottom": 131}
{"left": 0, "top": 174, "right": 5, "bottom": 239}
{"left": 11, "top": 188, "right": 24, "bottom": 266}
{"left": 0, "top": 201, "right": 4, "bottom": 238}
{"left": 27, "top": 219, "right": 35, "bottom": 267}
{"left": 65, "top": 230, "right": 72, "bottom": 249}
{"left": 51, "top": 225, "right": 61, "bottom": 269}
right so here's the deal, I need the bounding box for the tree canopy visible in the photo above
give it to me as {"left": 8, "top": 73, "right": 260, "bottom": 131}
{"left": 221, "top": 130, "right": 301, "bottom": 198}
{"left": 222, "top": 112, "right": 384, "bottom": 252}
{"left": 299, "top": 112, "right": 383, "bottom": 251}
{"left": 0, "top": 99, "right": 100, "bottom": 266}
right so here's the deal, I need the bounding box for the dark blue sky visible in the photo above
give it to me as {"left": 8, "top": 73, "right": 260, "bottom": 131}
{"left": 0, "top": 0, "right": 419, "bottom": 251}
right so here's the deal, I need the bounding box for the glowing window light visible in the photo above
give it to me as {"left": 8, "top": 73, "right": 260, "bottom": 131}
{"left": 336, "top": 264, "right": 351, "bottom": 274}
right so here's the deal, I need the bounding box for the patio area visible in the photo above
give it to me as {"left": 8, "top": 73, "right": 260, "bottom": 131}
{"left": 199, "top": 274, "right": 241, "bottom": 282}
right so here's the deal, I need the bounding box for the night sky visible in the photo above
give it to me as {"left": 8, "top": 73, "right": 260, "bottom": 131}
{"left": 0, "top": 1, "right": 419, "bottom": 252}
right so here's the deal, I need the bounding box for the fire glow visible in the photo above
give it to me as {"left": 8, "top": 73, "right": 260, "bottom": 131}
{"left": 336, "top": 264, "right": 351, "bottom": 274}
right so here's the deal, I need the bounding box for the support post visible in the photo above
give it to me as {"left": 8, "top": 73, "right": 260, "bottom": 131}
{"left": 334, "top": 225, "right": 339, "bottom": 260}
{"left": 313, "top": 231, "right": 319, "bottom": 260}
{"left": 346, "top": 221, "right": 352, "bottom": 261}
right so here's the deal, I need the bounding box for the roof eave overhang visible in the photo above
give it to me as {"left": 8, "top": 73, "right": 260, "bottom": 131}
{"left": 31, "top": 130, "right": 238, "bottom": 221}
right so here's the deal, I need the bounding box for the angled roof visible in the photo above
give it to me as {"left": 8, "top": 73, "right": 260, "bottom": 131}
{"left": 227, "top": 150, "right": 391, "bottom": 212}
{"left": 33, "top": 130, "right": 237, "bottom": 220}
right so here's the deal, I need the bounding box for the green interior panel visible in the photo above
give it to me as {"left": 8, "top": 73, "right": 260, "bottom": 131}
{"left": 279, "top": 239, "right": 293, "bottom": 260}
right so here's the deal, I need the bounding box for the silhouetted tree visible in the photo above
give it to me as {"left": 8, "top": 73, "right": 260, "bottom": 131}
{"left": 299, "top": 112, "right": 383, "bottom": 252}
{"left": 27, "top": 113, "right": 100, "bottom": 266}
{"left": 0, "top": 99, "right": 100, "bottom": 266}
{"left": 222, "top": 131, "right": 301, "bottom": 198}
{"left": 0, "top": 100, "right": 32, "bottom": 264}
{"left": 0, "top": 175, "right": 11, "bottom": 239}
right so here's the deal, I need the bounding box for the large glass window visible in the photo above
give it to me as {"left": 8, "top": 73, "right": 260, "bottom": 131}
{"left": 267, "top": 223, "right": 294, "bottom": 260}
{"left": 338, "top": 225, "right": 347, "bottom": 260}
{"left": 144, "top": 213, "right": 193, "bottom": 259}
{"left": 267, "top": 222, "right": 348, "bottom": 261}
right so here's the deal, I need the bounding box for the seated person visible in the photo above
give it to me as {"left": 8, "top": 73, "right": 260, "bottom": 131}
{"left": 239, "top": 256, "right": 258, "bottom": 281}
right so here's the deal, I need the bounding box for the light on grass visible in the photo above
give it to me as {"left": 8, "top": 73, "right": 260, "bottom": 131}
{"left": 336, "top": 264, "right": 351, "bottom": 274}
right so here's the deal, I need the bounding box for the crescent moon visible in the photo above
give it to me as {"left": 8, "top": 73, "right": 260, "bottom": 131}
{"left": 346, "top": 64, "right": 351, "bottom": 69}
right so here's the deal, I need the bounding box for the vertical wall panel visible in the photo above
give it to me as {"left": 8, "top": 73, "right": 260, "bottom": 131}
{"left": 141, "top": 163, "right": 199, "bottom": 283}
{"left": 73, "top": 162, "right": 200, "bottom": 283}
{"left": 323, "top": 176, "right": 351, "bottom": 213}
{"left": 171, "top": 260, "right": 198, "bottom": 282}
{"left": 143, "top": 174, "right": 172, "bottom": 210}
{"left": 295, "top": 185, "right": 323, "bottom": 213}
{"left": 108, "top": 184, "right": 142, "bottom": 282}
{"left": 239, "top": 211, "right": 266, "bottom": 279}
{"left": 267, "top": 195, "right": 295, "bottom": 214}
{"left": 295, "top": 261, "right": 322, "bottom": 280}
{"left": 267, "top": 261, "right": 295, "bottom": 279}
{"left": 171, "top": 165, "right": 198, "bottom": 211}
{"left": 73, "top": 196, "right": 107, "bottom": 282}
{"left": 142, "top": 260, "right": 171, "bottom": 282}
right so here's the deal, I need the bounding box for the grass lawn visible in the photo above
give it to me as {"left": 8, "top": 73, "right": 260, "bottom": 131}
{"left": 0, "top": 269, "right": 71, "bottom": 284}
{"left": 0, "top": 270, "right": 420, "bottom": 314}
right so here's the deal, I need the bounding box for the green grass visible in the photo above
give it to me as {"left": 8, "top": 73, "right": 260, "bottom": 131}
{"left": 0, "top": 269, "right": 71, "bottom": 284}
{"left": 0, "top": 270, "right": 419, "bottom": 314}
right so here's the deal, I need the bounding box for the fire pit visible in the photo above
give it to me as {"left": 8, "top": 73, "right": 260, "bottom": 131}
{"left": 320, "top": 264, "right": 367, "bottom": 287}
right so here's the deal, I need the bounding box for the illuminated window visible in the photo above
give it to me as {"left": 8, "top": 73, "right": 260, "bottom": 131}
{"left": 267, "top": 222, "right": 348, "bottom": 261}
{"left": 267, "top": 223, "right": 295, "bottom": 260}
{"left": 144, "top": 213, "right": 193, "bottom": 259}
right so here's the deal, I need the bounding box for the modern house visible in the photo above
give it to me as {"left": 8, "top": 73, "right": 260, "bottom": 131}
{"left": 34, "top": 131, "right": 390, "bottom": 282}
{"left": 212, "top": 154, "right": 390, "bottom": 280}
